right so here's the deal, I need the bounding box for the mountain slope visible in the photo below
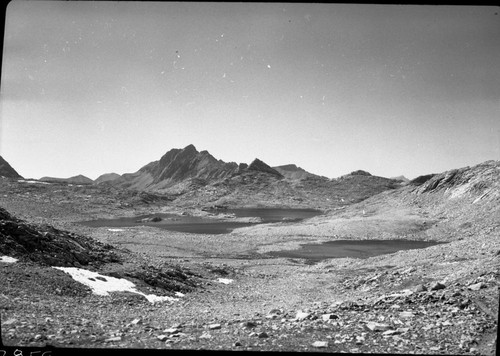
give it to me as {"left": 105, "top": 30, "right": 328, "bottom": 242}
{"left": 94, "top": 173, "right": 122, "bottom": 185}
{"left": 327, "top": 159, "right": 500, "bottom": 241}
{"left": 177, "top": 168, "right": 399, "bottom": 209}
{"left": 0, "top": 156, "right": 23, "bottom": 179}
{"left": 40, "top": 175, "right": 93, "bottom": 185}
{"left": 0, "top": 206, "right": 118, "bottom": 266}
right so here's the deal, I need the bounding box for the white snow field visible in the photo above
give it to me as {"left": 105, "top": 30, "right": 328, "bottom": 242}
{"left": 53, "top": 267, "right": 180, "bottom": 304}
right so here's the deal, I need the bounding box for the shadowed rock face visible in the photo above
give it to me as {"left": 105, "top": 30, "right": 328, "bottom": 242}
{"left": 248, "top": 159, "right": 283, "bottom": 177}
{"left": 410, "top": 174, "right": 436, "bottom": 186}
{"left": 0, "top": 156, "right": 23, "bottom": 179}
{"left": 0, "top": 206, "right": 118, "bottom": 267}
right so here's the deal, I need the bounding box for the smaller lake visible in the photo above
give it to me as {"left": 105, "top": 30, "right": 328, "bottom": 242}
{"left": 267, "top": 239, "right": 445, "bottom": 264}
{"left": 79, "top": 208, "right": 322, "bottom": 234}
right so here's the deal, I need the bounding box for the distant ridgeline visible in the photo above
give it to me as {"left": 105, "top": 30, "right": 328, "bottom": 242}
{"left": 88, "top": 145, "right": 402, "bottom": 208}
{"left": 39, "top": 175, "right": 94, "bottom": 185}
{"left": 5, "top": 145, "right": 409, "bottom": 207}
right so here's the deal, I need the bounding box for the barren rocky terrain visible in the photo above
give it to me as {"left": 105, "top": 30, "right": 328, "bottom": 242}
{"left": 0, "top": 159, "right": 499, "bottom": 354}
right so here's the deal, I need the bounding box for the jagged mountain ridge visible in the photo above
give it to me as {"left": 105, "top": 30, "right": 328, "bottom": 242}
{"left": 115, "top": 145, "right": 238, "bottom": 192}
{"left": 109, "top": 144, "right": 284, "bottom": 193}
{"left": 0, "top": 156, "right": 23, "bottom": 179}
{"left": 94, "top": 144, "right": 402, "bottom": 207}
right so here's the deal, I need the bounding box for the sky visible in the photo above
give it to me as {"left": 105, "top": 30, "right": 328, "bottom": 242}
{"left": 1, "top": 1, "right": 499, "bottom": 180}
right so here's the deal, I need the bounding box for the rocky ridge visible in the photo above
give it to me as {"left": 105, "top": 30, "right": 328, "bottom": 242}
{"left": 273, "top": 164, "right": 323, "bottom": 180}
{"left": 0, "top": 155, "right": 23, "bottom": 179}
{"left": 108, "top": 145, "right": 276, "bottom": 193}
{"left": 0, "top": 206, "right": 118, "bottom": 267}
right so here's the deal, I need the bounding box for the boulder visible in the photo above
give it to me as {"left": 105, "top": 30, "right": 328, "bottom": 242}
{"left": 468, "top": 282, "right": 486, "bottom": 291}
{"left": 413, "top": 284, "right": 427, "bottom": 293}
{"left": 365, "top": 322, "right": 393, "bottom": 332}
{"left": 429, "top": 281, "right": 446, "bottom": 291}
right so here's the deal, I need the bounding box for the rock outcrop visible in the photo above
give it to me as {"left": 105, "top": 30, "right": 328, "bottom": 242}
{"left": 411, "top": 160, "right": 500, "bottom": 203}
{"left": 0, "top": 156, "right": 23, "bottom": 179}
{"left": 409, "top": 174, "right": 436, "bottom": 186}
{"left": 247, "top": 159, "right": 283, "bottom": 177}
{"left": 0, "top": 206, "right": 118, "bottom": 267}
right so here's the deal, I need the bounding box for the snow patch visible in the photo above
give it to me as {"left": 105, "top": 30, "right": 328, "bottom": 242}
{"left": 107, "top": 228, "right": 125, "bottom": 232}
{"left": 216, "top": 278, "right": 234, "bottom": 285}
{"left": 0, "top": 256, "right": 18, "bottom": 263}
{"left": 53, "top": 267, "right": 179, "bottom": 304}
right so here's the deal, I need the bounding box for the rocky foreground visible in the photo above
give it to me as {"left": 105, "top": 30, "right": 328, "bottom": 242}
{"left": 1, "top": 251, "right": 498, "bottom": 354}
{"left": 0, "top": 160, "right": 499, "bottom": 354}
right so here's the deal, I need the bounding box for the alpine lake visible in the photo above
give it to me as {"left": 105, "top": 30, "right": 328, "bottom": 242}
{"left": 79, "top": 207, "right": 444, "bottom": 263}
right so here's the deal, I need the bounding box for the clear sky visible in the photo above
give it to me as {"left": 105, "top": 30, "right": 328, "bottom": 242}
{"left": 1, "top": 1, "right": 499, "bottom": 180}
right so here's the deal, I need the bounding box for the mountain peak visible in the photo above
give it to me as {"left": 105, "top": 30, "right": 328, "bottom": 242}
{"left": 248, "top": 159, "right": 283, "bottom": 177}
{"left": 183, "top": 144, "right": 197, "bottom": 152}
